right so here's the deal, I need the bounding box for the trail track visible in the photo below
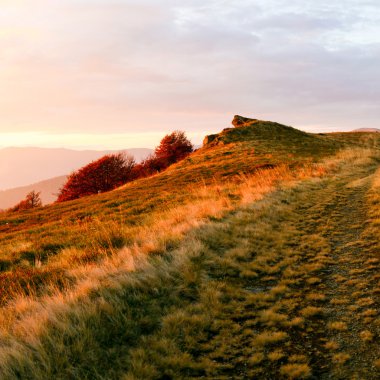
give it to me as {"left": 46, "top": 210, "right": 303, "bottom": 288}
{"left": 171, "top": 157, "right": 380, "bottom": 379}
{"left": 289, "top": 163, "right": 380, "bottom": 379}
{"left": 1, "top": 155, "right": 379, "bottom": 380}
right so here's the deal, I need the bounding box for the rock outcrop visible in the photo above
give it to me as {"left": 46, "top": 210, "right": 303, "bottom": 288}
{"left": 203, "top": 134, "right": 219, "bottom": 146}
{"left": 232, "top": 115, "right": 257, "bottom": 128}
{"left": 203, "top": 115, "right": 260, "bottom": 147}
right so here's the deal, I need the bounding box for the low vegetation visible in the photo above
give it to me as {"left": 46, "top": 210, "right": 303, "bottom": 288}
{"left": 57, "top": 130, "right": 193, "bottom": 202}
{"left": 57, "top": 153, "right": 136, "bottom": 202}
{"left": 8, "top": 190, "right": 42, "bottom": 212}
{"left": 0, "top": 117, "right": 379, "bottom": 378}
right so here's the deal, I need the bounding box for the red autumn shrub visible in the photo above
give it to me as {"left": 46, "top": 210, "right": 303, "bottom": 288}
{"left": 154, "top": 130, "right": 193, "bottom": 167}
{"left": 56, "top": 131, "right": 193, "bottom": 202}
{"left": 131, "top": 131, "right": 193, "bottom": 179}
{"left": 57, "top": 153, "right": 135, "bottom": 202}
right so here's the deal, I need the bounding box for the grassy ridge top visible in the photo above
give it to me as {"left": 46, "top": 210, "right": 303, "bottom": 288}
{"left": 0, "top": 117, "right": 380, "bottom": 378}
{"left": 204, "top": 118, "right": 340, "bottom": 154}
{"left": 0, "top": 119, "right": 375, "bottom": 247}
{"left": 0, "top": 119, "right": 338, "bottom": 233}
{"left": 0, "top": 117, "right": 378, "bottom": 301}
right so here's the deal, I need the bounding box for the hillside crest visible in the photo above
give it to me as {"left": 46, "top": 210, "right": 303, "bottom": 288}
{"left": 203, "top": 115, "right": 308, "bottom": 147}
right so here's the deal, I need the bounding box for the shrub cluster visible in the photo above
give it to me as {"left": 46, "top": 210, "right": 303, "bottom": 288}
{"left": 132, "top": 130, "right": 194, "bottom": 178}
{"left": 56, "top": 130, "right": 193, "bottom": 202}
{"left": 56, "top": 153, "right": 135, "bottom": 202}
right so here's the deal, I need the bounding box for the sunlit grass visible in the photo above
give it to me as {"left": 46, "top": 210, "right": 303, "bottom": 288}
{"left": 0, "top": 120, "right": 379, "bottom": 378}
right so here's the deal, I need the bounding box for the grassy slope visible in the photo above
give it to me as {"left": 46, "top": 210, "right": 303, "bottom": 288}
{"left": 0, "top": 119, "right": 379, "bottom": 378}
{"left": 0, "top": 121, "right": 339, "bottom": 272}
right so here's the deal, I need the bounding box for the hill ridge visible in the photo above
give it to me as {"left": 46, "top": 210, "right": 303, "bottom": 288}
{"left": 0, "top": 116, "right": 379, "bottom": 378}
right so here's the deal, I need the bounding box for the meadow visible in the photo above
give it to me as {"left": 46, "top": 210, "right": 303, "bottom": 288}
{"left": 0, "top": 119, "right": 379, "bottom": 379}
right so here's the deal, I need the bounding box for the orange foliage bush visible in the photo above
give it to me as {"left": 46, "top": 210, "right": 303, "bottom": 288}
{"left": 57, "top": 153, "right": 135, "bottom": 202}
{"left": 57, "top": 131, "right": 193, "bottom": 202}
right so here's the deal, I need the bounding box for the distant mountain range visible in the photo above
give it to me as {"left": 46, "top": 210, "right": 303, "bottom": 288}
{"left": 0, "top": 147, "right": 152, "bottom": 190}
{"left": 0, "top": 147, "right": 152, "bottom": 209}
{"left": 351, "top": 128, "right": 380, "bottom": 133}
{"left": 0, "top": 175, "right": 67, "bottom": 210}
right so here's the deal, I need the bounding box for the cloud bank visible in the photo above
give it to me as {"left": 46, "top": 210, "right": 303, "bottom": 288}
{"left": 0, "top": 0, "right": 379, "bottom": 147}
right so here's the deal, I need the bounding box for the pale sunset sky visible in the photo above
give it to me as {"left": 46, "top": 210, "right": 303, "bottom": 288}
{"left": 0, "top": 0, "right": 379, "bottom": 149}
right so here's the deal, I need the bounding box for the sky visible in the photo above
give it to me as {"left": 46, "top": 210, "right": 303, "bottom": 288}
{"left": 0, "top": 0, "right": 379, "bottom": 149}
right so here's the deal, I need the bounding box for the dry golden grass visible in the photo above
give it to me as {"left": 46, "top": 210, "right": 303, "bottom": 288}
{"left": 330, "top": 298, "right": 349, "bottom": 305}
{"left": 287, "top": 317, "right": 305, "bottom": 327}
{"left": 0, "top": 118, "right": 378, "bottom": 379}
{"left": 306, "top": 293, "right": 326, "bottom": 302}
{"left": 253, "top": 331, "right": 289, "bottom": 346}
{"left": 361, "top": 309, "right": 377, "bottom": 317}
{"left": 328, "top": 321, "right": 348, "bottom": 331}
{"left": 279, "top": 363, "right": 312, "bottom": 379}
{"left": 300, "top": 306, "right": 323, "bottom": 318}
{"left": 0, "top": 160, "right": 337, "bottom": 327}
{"left": 359, "top": 330, "right": 374, "bottom": 342}
{"left": 268, "top": 349, "right": 286, "bottom": 362}
{"left": 356, "top": 298, "right": 375, "bottom": 307}
{"left": 259, "top": 308, "right": 288, "bottom": 326}
{"left": 249, "top": 352, "right": 265, "bottom": 365}
{"left": 0, "top": 157, "right": 341, "bottom": 377}
{"left": 288, "top": 355, "right": 308, "bottom": 363}
{"left": 324, "top": 341, "right": 339, "bottom": 350}
{"left": 332, "top": 353, "right": 351, "bottom": 365}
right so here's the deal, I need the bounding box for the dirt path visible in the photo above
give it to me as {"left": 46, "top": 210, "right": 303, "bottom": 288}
{"left": 116, "top": 158, "right": 380, "bottom": 379}
{"left": 3, "top": 156, "right": 379, "bottom": 380}
{"left": 290, "top": 165, "right": 380, "bottom": 379}
{"left": 177, "top": 158, "right": 380, "bottom": 379}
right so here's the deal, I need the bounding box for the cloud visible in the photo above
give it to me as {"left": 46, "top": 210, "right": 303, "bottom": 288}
{"left": 0, "top": 0, "right": 379, "bottom": 148}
